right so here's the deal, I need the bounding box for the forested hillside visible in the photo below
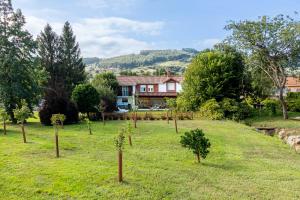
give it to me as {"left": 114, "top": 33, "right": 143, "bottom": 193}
{"left": 84, "top": 48, "right": 199, "bottom": 76}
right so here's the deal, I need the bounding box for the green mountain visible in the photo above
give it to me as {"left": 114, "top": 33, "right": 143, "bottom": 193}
{"left": 84, "top": 48, "right": 199, "bottom": 76}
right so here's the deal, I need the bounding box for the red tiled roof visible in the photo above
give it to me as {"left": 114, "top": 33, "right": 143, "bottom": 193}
{"left": 116, "top": 76, "right": 183, "bottom": 86}
{"left": 286, "top": 77, "right": 300, "bottom": 87}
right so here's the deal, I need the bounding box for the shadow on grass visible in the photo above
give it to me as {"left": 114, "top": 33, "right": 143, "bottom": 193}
{"left": 202, "top": 161, "right": 246, "bottom": 171}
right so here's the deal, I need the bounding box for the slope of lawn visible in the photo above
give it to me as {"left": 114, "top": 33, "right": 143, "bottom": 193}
{"left": 0, "top": 118, "right": 300, "bottom": 199}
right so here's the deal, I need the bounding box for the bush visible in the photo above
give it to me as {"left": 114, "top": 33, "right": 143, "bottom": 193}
{"left": 262, "top": 99, "right": 279, "bottom": 116}
{"left": 72, "top": 84, "right": 100, "bottom": 114}
{"left": 234, "top": 101, "right": 254, "bottom": 120}
{"left": 286, "top": 92, "right": 300, "bottom": 112}
{"left": 220, "top": 98, "right": 238, "bottom": 118}
{"left": 180, "top": 129, "right": 211, "bottom": 163}
{"left": 39, "top": 97, "right": 79, "bottom": 126}
{"left": 199, "top": 99, "right": 224, "bottom": 120}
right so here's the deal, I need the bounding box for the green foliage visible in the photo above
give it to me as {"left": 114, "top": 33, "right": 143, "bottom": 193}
{"left": 72, "top": 84, "right": 99, "bottom": 114}
{"left": 115, "top": 129, "right": 126, "bottom": 151}
{"left": 262, "top": 99, "right": 279, "bottom": 116}
{"left": 166, "top": 98, "right": 177, "bottom": 111}
{"left": 13, "top": 100, "right": 33, "bottom": 124}
{"left": 286, "top": 92, "right": 300, "bottom": 112}
{"left": 50, "top": 114, "right": 66, "bottom": 127}
{"left": 92, "top": 72, "right": 119, "bottom": 94}
{"left": 125, "top": 121, "right": 133, "bottom": 136}
{"left": 0, "top": 1, "right": 44, "bottom": 120}
{"left": 199, "top": 99, "right": 224, "bottom": 120}
{"left": 226, "top": 14, "right": 300, "bottom": 119}
{"left": 181, "top": 47, "right": 245, "bottom": 110}
{"left": 0, "top": 108, "right": 9, "bottom": 122}
{"left": 38, "top": 22, "right": 84, "bottom": 125}
{"left": 180, "top": 129, "right": 211, "bottom": 162}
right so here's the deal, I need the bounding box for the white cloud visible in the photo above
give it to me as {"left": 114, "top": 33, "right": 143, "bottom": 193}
{"left": 24, "top": 16, "right": 164, "bottom": 58}
{"left": 76, "top": 0, "right": 139, "bottom": 11}
{"left": 197, "top": 38, "right": 222, "bottom": 49}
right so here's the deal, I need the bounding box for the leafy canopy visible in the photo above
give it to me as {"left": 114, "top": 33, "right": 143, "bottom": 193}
{"left": 180, "top": 129, "right": 211, "bottom": 162}
{"left": 72, "top": 84, "right": 99, "bottom": 114}
{"left": 13, "top": 100, "right": 33, "bottom": 124}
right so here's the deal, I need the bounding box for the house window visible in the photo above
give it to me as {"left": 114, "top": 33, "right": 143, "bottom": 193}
{"left": 140, "top": 85, "right": 146, "bottom": 93}
{"left": 122, "top": 86, "right": 129, "bottom": 96}
{"left": 148, "top": 85, "right": 154, "bottom": 92}
{"left": 167, "top": 82, "right": 175, "bottom": 91}
{"left": 122, "top": 98, "right": 128, "bottom": 103}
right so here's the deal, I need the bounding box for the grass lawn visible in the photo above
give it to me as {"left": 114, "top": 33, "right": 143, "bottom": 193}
{"left": 1, "top": 118, "right": 300, "bottom": 199}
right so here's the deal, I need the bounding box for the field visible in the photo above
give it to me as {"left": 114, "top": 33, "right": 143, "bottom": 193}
{"left": 1, "top": 117, "right": 300, "bottom": 199}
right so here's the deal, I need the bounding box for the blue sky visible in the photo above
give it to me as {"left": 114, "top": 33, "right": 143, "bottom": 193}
{"left": 13, "top": 0, "right": 299, "bottom": 58}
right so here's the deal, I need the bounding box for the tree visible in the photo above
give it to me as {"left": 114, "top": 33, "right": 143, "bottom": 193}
{"left": 0, "top": 0, "right": 43, "bottom": 121}
{"left": 181, "top": 47, "right": 245, "bottom": 110}
{"left": 0, "top": 108, "right": 9, "bottom": 135}
{"left": 125, "top": 121, "right": 133, "bottom": 146}
{"left": 92, "top": 81, "right": 117, "bottom": 112}
{"left": 13, "top": 100, "right": 33, "bottom": 143}
{"left": 58, "top": 21, "right": 86, "bottom": 97}
{"left": 180, "top": 129, "right": 211, "bottom": 163}
{"left": 166, "top": 98, "right": 178, "bottom": 133}
{"left": 71, "top": 84, "right": 99, "bottom": 115}
{"left": 226, "top": 14, "right": 300, "bottom": 119}
{"left": 38, "top": 22, "right": 85, "bottom": 125}
{"left": 92, "top": 72, "right": 119, "bottom": 94}
{"left": 115, "top": 129, "right": 125, "bottom": 182}
{"left": 51, "top": 114, "right": 66, "bottom": 158}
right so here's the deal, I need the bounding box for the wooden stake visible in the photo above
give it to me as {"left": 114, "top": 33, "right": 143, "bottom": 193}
{"left": 167, "top": 111, "right": 169, "bottom": 124}
{"left": 21, "top": 123, "right": 26, "bottom": 143}
{"left": 128, "top": 135, "right": 132, "bottom": 146}
{"left": 55, "top": 127, "right": 59, "bottom": 158}
{"left": 118, "top": 151, "right": 123, "bottom": 182}
{"left": 174, "top": 113, "right": 178, "bottom": 133}
{"left": 3, "top": 120, "right": 6, "bottom": 135}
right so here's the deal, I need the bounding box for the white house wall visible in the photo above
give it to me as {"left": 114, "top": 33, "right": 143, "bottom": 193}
{"left": 159, "top": 84, "right": 167, "bottom": 92}
{"left": 176, "top": 83, "right": 182, "bottom": 92}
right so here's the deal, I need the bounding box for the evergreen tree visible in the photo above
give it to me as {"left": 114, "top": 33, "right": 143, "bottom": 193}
{"left": 0, "top": 0, "right": 42, "bottom": 120}
{"left": 37, "top": 22, "right": 86, "bottom": 125}
{"left": 59, "top": 21, "right": 86, "bottom": 97}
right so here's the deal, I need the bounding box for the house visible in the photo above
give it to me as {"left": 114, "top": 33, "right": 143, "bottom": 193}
{"left": 116, "top": 76, "right": 183, "bottom": 109}
{"left": 285, "top": 76, "right": 300, "bottom": 93}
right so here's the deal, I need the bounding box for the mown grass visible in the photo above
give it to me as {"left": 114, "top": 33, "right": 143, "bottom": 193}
{"left": 0, "top": 117, "right": 300, "bottom": 199}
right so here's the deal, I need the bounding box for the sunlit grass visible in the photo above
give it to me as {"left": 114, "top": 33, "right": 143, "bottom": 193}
{"left": 0, "top": 117, "right": 300, "bottom": 199}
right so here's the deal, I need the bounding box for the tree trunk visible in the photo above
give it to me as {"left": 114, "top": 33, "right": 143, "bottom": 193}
{"left": 174, "top": 113, "right": 178, "bottom": 133}
{"left": 128, "top": 135, "right": 132, "bottom": 146}
{"left": 196, "top": 153, "right": 200, "bottom": 163}
{"left": 279, "top": 87, "right": 288, "bottom": 120}
{"left": 21, "top": 123, "right": 26, "bottom": 143}
{"left": 134, "top": 111, "right": 137, "bottom": 128}
{"left": 102, "top": 112, "right": 105, "bottom": 125}
{"left": 118, "top": 150, "right": 123, "bottom": 182}
{"left": 3, "top": 121, "right": 6, "bottom": 135}
{"left": 89, "top": 127, "right": 92, "bottom": 135}
{"left": 167, "top": 111, "right": 169, "bottom": 124}
{"left": 55, "top": 127, "right": 59, "bottom": 158}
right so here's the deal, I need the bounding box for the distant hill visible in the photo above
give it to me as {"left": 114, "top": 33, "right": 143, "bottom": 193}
{"left": 84, "top": 48, "right": 199, "bottom": 76}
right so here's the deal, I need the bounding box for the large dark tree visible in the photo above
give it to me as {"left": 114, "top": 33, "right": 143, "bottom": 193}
{"left": 38, "top": 22, "right": 86, "bottom": 125}
{"left": 226, "top": 15, "right": 300, "bottom": 119}
{"left": 0, "top": 0, "right": 43, "bottom": 121}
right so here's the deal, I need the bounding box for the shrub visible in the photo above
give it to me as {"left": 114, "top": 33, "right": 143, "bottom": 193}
{"left": 39, "top": 97, "right": 79, "bottom": 126}
{"left": 180, "top": 129, "right": 211, "bottom": 163}
{"left": 220, "top": 98, "right": 238, "bottom": 118}
{"left": 287, "top": 99, "right": 300, "bottom": 112}
{"left": 71, "top": 84, "right": 99, "bottom": 114}
{"left": 234, "top": 101, "right": 254, "bottom": 120}
{"left": 262, "top": 99, "right": 279, "bottom": 116}
{"left": 199, "top": 99, "right": 224, "bottom": 120}
{"left": 286, "top": 92, "right": 300, "bottom": 112}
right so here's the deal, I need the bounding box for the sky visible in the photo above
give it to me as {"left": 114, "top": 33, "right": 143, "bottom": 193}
{"left": 13, "top": 0, "right": 299, "bottom": 58}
